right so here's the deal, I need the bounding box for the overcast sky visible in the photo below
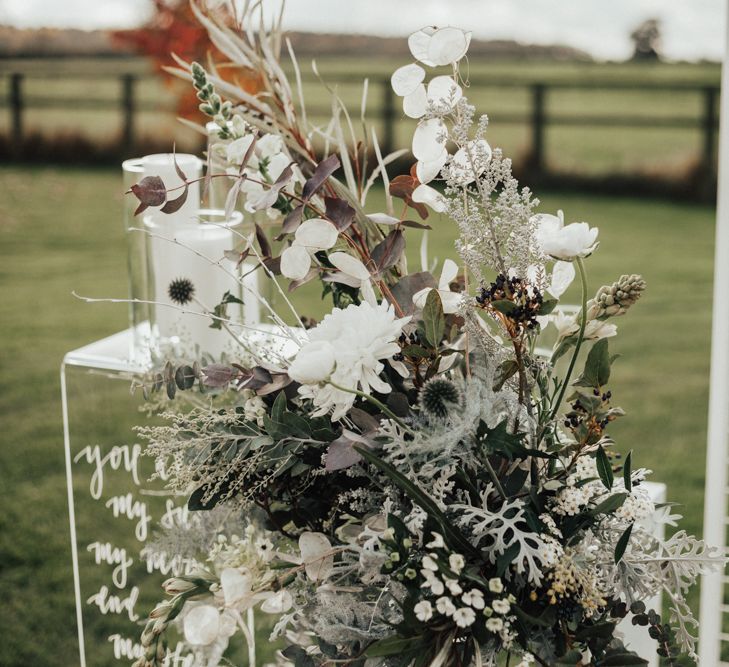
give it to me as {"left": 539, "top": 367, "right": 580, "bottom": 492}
{"left": 0, "top": 0, "right": 725, "bottom": 61}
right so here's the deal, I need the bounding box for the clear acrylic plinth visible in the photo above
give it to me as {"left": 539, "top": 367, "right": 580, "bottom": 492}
{"left": 61, "top": 327, "right": 193, "bottom": 667}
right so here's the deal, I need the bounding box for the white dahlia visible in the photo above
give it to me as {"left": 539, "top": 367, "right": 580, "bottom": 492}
{"left": 288, "top": 301, "right": 410, "bottom": 420}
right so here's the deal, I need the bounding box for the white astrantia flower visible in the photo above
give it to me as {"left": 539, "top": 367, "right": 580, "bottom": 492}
{"left": 453, "top": 607, "right": 477, "bottom": 628}
{"left": 413, "top": 259, "right": 461, "bottom": 313}
{"left": 533, "top": 210, "right": 599, "bottom": 260}
{"left": 280, "top": 218, "right": 339, "bottom": 281}
{"left": 414, "top": 600, "right": 433, "bottom": 622}
{"left": 292, "top": 301, "right": 411, "bottom": 420}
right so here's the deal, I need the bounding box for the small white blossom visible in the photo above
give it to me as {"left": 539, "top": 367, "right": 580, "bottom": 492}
{"left": 461, "top": 589, "right": 485, "bottom": 610}
{"left": 444, "top": 578, "right": 462, "bottom": 596}
{"left": 414, "top": 600, "right": 433, "bottom": 622}
{"left": 485, "top": 616, "right": 504, "bottom": 632}
{"left": 488, "top": 578, "right": 504, "bottom": 593}
{"left": 453, "top": 607, "right": 477, "bottom": 628}
{"left": 422, "top": 554, "right": 439, "bottom": 571}
{"left": 448, "top": 553, "right": 465, "bottom": 574}
{"left": 492, "top": 598, "right": 511, "bottom": 614}
{"left": 436, "top": 596, "right": 456, "bottom": 617}
{"left": 425, "top": 532, "right": 445, "bottom": 549}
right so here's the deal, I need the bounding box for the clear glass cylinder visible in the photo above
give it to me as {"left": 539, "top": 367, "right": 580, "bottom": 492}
{"left": 144, "top": 208, "right": 260, "bottom": 361}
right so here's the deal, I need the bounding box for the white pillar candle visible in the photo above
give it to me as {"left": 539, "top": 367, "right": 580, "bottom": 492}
{"left": 142, "top": 153, "right": 202, "bottom": 227}
{"left": 145, "top": 209, "right": 260, "bottom": 359}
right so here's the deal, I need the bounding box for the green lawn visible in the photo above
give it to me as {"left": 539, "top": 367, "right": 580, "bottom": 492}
{"left": 0, "top": 165, "right": 718, "bottom": 665}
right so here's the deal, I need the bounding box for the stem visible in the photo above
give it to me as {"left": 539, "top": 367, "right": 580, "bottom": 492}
{"left": 328, "top": 382, "right": 412, "bottom": 433}
{"left": 483, "top": 456, "right": 508, "bottom": 500}
{"left": 549, "top": 257, "right": 588, "bottom": 421}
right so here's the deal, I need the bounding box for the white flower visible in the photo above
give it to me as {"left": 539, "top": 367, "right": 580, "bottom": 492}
{"left": 413, "top": 259, "right": 461, "bottom": 313}
{"left": 492, "top": 598, "right": 511, "bottom": 614}
{"left": 444, "top": 578, "right": 462, "bottom": 596}
{"left": 488, "top": 578, "right": 504, "bottom": 593}
{"left": 436, "top": 596, "right": 456, "bottom": 616}
{"left": 225, "top": 135, "right": 255, "bottom": 166}
{"left": 425, "top": 532, "right": 445, "bottom": 549}
{"left": 422, "top": 554, "right": 439, "bottom": 571}
{"left": 414, "top": 600, "right": 433, "bottom": 622}
{"left": 287, "top": 340, "right": 336, "bottom": 384}
{"left": 485, "top": 616, "right": 504, "bottom": 632}
{"left": 421, "top": 573, "right": 445, "bottom": 596}
{"left": 408, "top": 26, "right": 472, "bottom": 67}
{"left": 294, "top": 301, "right": 411, "bottom": 420}
{"left": 448, "top": 553, "right": 465, "bottom": 574}
{"left": 327, "top": 252, "right": 377, "bottom": 306}
{"left": 548, "top": 261, "right": 576, "bottom": 298}
{"left": 461, "top": 589, "right": 485, "bottom": 610}
{"left": 583, "top": 319, "right": 617, "bottom": 340}
{"left": 453, "top": 607, "right": 477, "bottom": 628}
{"left": 280, "top": 218, "right": 339, "bottom": 280}
{"left": 533, "top": 210, "right": 599, "bottom": 260}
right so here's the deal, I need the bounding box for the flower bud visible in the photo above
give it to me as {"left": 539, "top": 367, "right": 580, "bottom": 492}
{"left": 162, "top": 577, "right": 196, "bottom": 595}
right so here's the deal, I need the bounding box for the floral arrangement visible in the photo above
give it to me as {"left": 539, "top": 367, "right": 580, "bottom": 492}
{"left": 128, "top": 3, "right": 725, "bottom": 666}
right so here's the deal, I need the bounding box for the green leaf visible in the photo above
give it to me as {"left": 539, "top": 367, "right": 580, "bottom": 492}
{"left": 595, "top": 445, "right": 614, "bottom": 490}
{"left": 478, "top": 419, "right": 528, "bottom": 461}
{"left": 623, "top": 450, "right": 633, "bottom": 493}
{"left": 614, "top": 523, "right": 634, "bottom": 563}
{"left": 422, "top": 288, "right": 445, "bottom": 347}
{"left": 490, "top": 299, "right": 516, "bottom": 315}
{"left": 354, "top": 446, "right": 478, "bottom": 557}
{"left": 590, "top": 492, "right": 628, "bottom": 516}
{"left": 493, "top": 359, "right": 520, "bottom": 391}
{"left": 364, "top": 635, "right": 423, "bottom": 657}
{"left": 574, "top": 621, "right": 617, "bottom": 641}
{"left": 599, "top": 653, "right": 648, "bottom": 666}
{"left": 537, "top": 298, "right": 558, "bottom": 316}
{"left": 579, "top": 338, "right": 611, "bottom": 388}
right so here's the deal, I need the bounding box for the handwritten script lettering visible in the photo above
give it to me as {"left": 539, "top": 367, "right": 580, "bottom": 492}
{"left": 87, "top": 585, "right": 140, "bottom": 622}
{"left": 74, "top": 444, "right": 142, "bottom": 499}
{"left": 87, "top": 542, "right": 133, "bottom": 589}
{"left": 105, "top": 494, "right": 151, "bottom": 542}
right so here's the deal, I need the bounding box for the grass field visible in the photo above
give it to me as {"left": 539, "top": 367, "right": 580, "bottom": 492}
{"left": 0, "top": 57, "right": 721, "bottom": 176}
{"left": 0, "top": 163, "right": 718, "bottom": 665}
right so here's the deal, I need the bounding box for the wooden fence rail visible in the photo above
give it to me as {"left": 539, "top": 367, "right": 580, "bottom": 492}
{"left": 2, "top": 71, "right": 721, "bottom": 180}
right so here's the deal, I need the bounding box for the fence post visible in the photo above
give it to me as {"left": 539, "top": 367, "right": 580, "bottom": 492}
{"left": 121, "top": 74, "right": 136, "bottom": 152}
{"left": 702, "top": 85, "right": 718, "bottom": 177}
{"left": 381, "top": 78, "right": 395, "bottom": 157}
{"left": 10, "top": 73, "right": 23, "bottom": 153}
{"left": 530, "top": 83, "right": 546, "bottom": 176}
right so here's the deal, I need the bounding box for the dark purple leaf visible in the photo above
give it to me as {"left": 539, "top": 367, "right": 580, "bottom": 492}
{"left": 325, "top": 431, "right": 376, "bottom": 471}
{"left": 244, "top": 366, "right": 273, "bottom": 391}
{"left": 255, "top": 223, "right": 272, "bottom": 259}
{"left": 401, "top": 219, "right": 432, "bottom": 230}
{"left": 348, "top": 407, "right": 380, "bottom": 433}
{"left": 251, "top": 164, "right": 293, "bottom": 211}
{"left": 130, "top": 175, "right": 166, "bottom": 207}
{"left": 288, "top": 267, "right": 319, "bottom": 292}
{"left": 371, "top": 229, "right": 405, "bottom": 274}
{"left": 279, "top": 204, "right": 304, "bottom": 236}
{"left": 160, "top": 184, "right": 189, "bottom": 214}
{"left": 389, "top": 271, "right": 437, "bottom": 316}
{"left": 172, "top": 146, "right": 188, "bottom": 182}
{"left": 225, "top": 177, "right": 244, "bottom": 220}
{"left": 256, "top": 372, "right": 293, "bottom": 396}
{"left": 302, "top": 154, "right": 340, "bottom": 200}
{"left": 201, "top": 363, "right": 237, "bottom": 388}
{"left": 262, "top": 256, "right": 281, "bottom": 275}
{"left": 239, "top": 135, "right": 258, "bottom": 173}
{"left": 324, "top": 196, "right": 356, "bottom": 231}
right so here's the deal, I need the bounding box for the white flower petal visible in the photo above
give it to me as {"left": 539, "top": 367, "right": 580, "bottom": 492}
{"left": 408, "top": 27, "right": 437, "bottom": 66}
{"left": 183, "top": 605, "right": 220, "bottom": 646}
{"left": 440, "top": 290, "right": 462, "bottom": 314}
{"left": 288, "top": 340, "right": 336, "bottom": 384}
{"left": 416, "top": 149, "right": 448, "bottom": 185}
{"left": 439, "top": 258, "right": 459, "bottom": 288}
{"left": 412, "top": 183, "right": 446, "bottom": 213}
{"left": 427, "top": 27, "right": 470, "bottom": 66}
{"left": 427, "top": 75, "right": 463, "bottom": 109}
{"left": 260, "top": 590, "right": 293, "bottom": 614}
{"left": 221, "top": 568, "right": 251, "bottom": 608}
{"left": 299, "top": 532, "right": 334, "bottom": 581}
{"left": 294, "top": 218, "right": 339, "bottom": 250}
{"left": 403, "top": 84, "right": 427, "bottom": 119}
{"left": 391, "top": 63, "right": 426, "bottom": 96}
{"left": 548, "top": 261, "right": 576, "bottom": 298}
{"left": 412, "top": 118, "right": 448, "bottom": 161}
{"left": 281, "top": 245, "right": 312, "bottom": 281}
{"left": 329, "top": 251, "right": 371, "bottom": 281}
{"left": 412, "top": 286, "right": 432, "bottom": 311}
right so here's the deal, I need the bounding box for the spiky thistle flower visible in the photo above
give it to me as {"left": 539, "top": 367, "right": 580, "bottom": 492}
{"left": 168, "top": 277, "right": 195, "bottom": 306}
{"left": 419, "top": 377, "right": 462, "bottom": 420}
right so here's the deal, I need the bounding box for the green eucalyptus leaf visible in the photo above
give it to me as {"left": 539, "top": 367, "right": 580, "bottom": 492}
{"left": 614, "top": 523, "right": 634, "bottom": 564}
{"left": 422, "top": 288, "right": 445, "bottom": 347}
{"left": 596, "top": 445, "right": 614, "bottom": 490}
{"left": 623, "top": 450, "right": 633, "bottom": 493}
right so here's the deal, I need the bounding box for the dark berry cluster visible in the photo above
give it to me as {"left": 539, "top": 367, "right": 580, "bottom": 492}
{"left": 393, "top": 330, "right": 427, "bottom": 361}
{"left": 556, "top": 596, "right": 583, "bottom": 622}
{"left": 475, "top": 273, "right": 544, "bottom": 331}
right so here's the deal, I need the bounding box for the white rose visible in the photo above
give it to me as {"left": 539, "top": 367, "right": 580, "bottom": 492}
{"left": 288, "top": 340, "right": 336, "bottom": 384}
{"left": 533, "top": 210, "right": 599, "bottom": 260}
